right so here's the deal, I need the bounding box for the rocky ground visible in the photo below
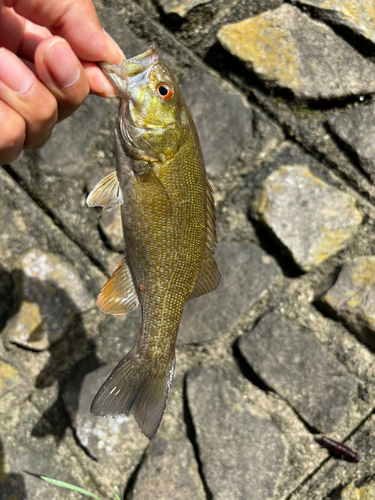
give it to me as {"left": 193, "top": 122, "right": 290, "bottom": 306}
{"left": 1, "top": 0, "right": 375, "bottom": 499}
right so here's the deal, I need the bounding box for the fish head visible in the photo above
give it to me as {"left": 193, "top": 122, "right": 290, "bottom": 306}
{"left": 100, "top": 46, "right": 183, "bottom": 163}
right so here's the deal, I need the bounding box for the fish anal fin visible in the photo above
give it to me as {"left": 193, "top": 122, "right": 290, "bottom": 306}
{"left": 97, "top": 258, "right": 139, "bottom": 315}
{"left": 87, "top": 171, "right": 123, "bottom": 209}
{"left": 90, "top": 347, "right": 175, "bottom": 440}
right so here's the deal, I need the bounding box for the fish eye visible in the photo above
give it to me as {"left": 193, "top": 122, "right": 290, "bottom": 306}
{"left": 156, "top": 82, "right": 174, "bottom": 101}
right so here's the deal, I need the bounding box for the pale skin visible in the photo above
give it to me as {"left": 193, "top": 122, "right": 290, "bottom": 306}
{"left": 0, "top": 0, "right": 123, "bottom": 163}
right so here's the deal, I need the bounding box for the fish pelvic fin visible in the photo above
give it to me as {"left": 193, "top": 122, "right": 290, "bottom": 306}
{"left": 90, "top": 347, "right": 175, "bottom": 440}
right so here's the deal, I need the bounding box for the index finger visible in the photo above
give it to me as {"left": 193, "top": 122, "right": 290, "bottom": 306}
{"left": 4, "top": 0, "right": 122, "bottom": 63}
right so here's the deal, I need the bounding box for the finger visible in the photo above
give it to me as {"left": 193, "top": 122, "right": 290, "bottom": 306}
{"left": 34, "top": 36, "right": 90, "bottom": 121}
{"left": 5, "top": 0, "right": 122, "bottom": 63}
{"left": 0, "top": 100, "right": 26, "bottom": 163}
{"left": 18, "top": 18, "right": 51, "bottom": 61}
{"left": 82, "top": 61, "right": 117, "bottom": 98}
{"left": 0, "top": 48, "right": 57, "bottom": 150}
{"left": 0, "top": 6, "right": 25, "bottom": 53}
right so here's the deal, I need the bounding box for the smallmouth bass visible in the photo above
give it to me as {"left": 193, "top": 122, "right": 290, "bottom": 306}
{"left": 87, "top": 46, "right": 220, "bottom": 439}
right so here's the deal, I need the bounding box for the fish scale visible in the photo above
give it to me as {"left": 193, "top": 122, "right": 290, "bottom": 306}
{"left": 87, "top": 45, "right": 219, "bottom": 438}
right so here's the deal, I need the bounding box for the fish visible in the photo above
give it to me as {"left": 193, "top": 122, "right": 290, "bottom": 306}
{"left": 87, "top": 46, "right": 220, "bottom": 439}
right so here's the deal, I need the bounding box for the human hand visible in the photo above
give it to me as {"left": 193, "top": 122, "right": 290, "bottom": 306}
{"left": 0, "top": 0, "right": 123, "bottom": 163}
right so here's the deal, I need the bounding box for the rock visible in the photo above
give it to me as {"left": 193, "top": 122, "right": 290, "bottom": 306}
{"left": 186, "top": 367, "right": 286, "bottom": 500}
{"left": 327, "top": 103, "right": 375, "bottom": 183}
{"left": 297, "top": 0, "right": 375, "bottom": 45}
{"left": 99, "top": 207, "right": 124, "bottom": 253}
{"left": 0, "top": 359, "right": 20, "bottom": 398}
{"left": 217, "top": 4, "right": 375, "bottom": 100}
{"left": 239, "top": 312, "right": 357, "bottom": 432}
{"left": 255, "top": 165, "right": 362, "bottom": 270}
{"left": 131, "top": 435, "right": 205, "bottom": 500}
{"left": 180, "top": 73, "right": 253, "bottom": 177}
{"left": 3, "top": 249, "right": 94, "bottom": 351}
{"left": 340, "top": 480, "right": 375, "bottom": 500}
{"left": 63, "top": 364, "right": 148, "bottom": 463}
{"left": 157, "top": 0, "right": 211, "bottom": 17}
{"left": 178, "top": 241, "right": 281, "bottom": 343}
{"left": 322, "top": 256, "right": 375, "bottom": 349}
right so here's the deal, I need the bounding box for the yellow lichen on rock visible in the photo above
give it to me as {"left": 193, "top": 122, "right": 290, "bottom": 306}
{"left": 0, "top": 361, "right": 19, "bottom": 394}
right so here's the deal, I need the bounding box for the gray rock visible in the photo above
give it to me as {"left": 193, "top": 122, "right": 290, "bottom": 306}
{"left": 255, "top": 165, "right": 362, "bottom": 270}
{"left": 186, "top": 367, "right": 286, "bottom": 500}
{"left": 217, "top": 4, "right": 375, "bottom": 99}
{"left": 239, "top": 312, "right": 357, "bottom": 432}
{"left": 322, "top": 256, "right": 375, "bottom": 349}
{"left": 327, "top": 103, "right": 375, "bottom": 183}
{"left": 99, "top": 206, "right": 124, "bottom": 253}
{"left": 131, "top": 435, "right": 205, "bottom": 500}
{"left": 180, "top": 73, "right": 253, "bottom": 177}
{"left": 297, "top": 0, "right": 375, "bottom": 45}
{"left": 63, "top": 364, "right": 148, "bottom": 463}
{"left": 157, "top": 0, "right": 212, "bottom": 17}
{"left": 3, "top": 249, "right": 94, "bottom": 351}
{"left": 178, "top": 241, "right": 281, "bottom": 343}
{"left": 0, "top": 359, "right": 21, "bottom": 399}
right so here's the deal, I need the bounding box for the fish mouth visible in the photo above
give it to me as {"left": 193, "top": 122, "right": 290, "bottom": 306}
{"left": 100, "top": 45, "right": 159, "bottom": 98}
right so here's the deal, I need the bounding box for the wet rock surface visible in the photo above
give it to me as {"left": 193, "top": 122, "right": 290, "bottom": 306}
{"left": 217, "top": 4, "right": 375, "bottom": 99}
{"left": 256, "top": 165, "right": 362, "bottom": 270}
{"left": 2, "top": 0, "right": 375, "bottom": 498}
{"left": 239, "top": 312, "right": 357, "bottom": 432}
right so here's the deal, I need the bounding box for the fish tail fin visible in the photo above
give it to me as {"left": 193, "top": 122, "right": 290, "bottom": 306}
{"left": 90, "top": 346, "right": 175, "bottom": 439}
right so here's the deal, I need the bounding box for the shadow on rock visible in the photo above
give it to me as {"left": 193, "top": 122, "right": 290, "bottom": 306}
{"left": 0, "top": 436, "right": 27, "bottom": 498}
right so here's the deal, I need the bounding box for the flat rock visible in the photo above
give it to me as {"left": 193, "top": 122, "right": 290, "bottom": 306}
{"left": 322, "top": 256, "right": 375, "bottom": 349}
{"left": 178, "top": 241, "right": 281, "bottom": 343}
{"left": 327, "top": 103, "right": 375, "bottom": 183}
{"left": 256, "top": 165, "right": 362, "bottom": 270}
{"left": 3, "top": 249, "right": 94, "bottom": 351}
{"left": 239, "top": 312, "right": 357, "bottom": 432}
{"left": 63, "top": 364, "right": 148, "bottom": 463}
{"left": 157, "top": 0, "right": 211, "bottom": 17}
{"left": 297, "top": 0, "right": 375, "bottom": 45}
{"left": 217, "top": 4, "right": 375, "bottom": 99}
{"left": 186, "top": 367, "right": 286, "bottom": 500}
{"left": 131, "top": 435, "right": 205, "bottom": 500}
{"left": 180, "top": 73, "right": 253, "bottom": 177}
{"left": 99, "top": 207, "right": 124, "bottom": 253}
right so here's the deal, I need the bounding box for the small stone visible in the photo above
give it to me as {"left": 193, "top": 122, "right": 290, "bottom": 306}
{"left": 322, "top": 256, "right": 375, "bottom": 349}
{"left": 178, "top": 241, "right": 281, "bottom": 343}
{"left": 186, "top": 367, "right": 286, "bottom": 500}
{"left": 99, "top": 207, "right": 124, "bottom": 253}
{"left": 217, "top": 4, "right": 375, "bottom": 100}
{"left": 180, "top": 73, "right": 253, "bottom": 177}
{"left": 132, "top": 435, "right": 205, "bottom": 500}
{"left": 157, "top": 0, "right": 211, "bottom": 17}
{"left": 298, "top": 0, "right": 375, "bottom": 45}
{"left": 256, "top": 165, "right": 362, "bottom": 270}
{"left": 239, "top": 312, "right": 357, "bottom": 432}
{"left": 63, "top": 364, "right": 148, "bottom": 463}
{"left": 3, "top": 249, "right": 94, "bottom": 351}
{"left": 0, "top": 359, "right": 20, "bottom": 398}
{"left": 327, "top": 103, "right": 375, "bottom": 183}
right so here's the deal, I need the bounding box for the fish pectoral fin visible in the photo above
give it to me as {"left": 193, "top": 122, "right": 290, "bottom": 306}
{"left": 134, "top": 161, "right": 171, "bottom": 202}
{"left": 97, "top": 258, "right": 139, "bottom": 315}
{"left": 87, "top": 171, "right": 123, "bottom": 208}
{"left": 90, "top": 347, "right": 175, "bottom": 440}
{"left": 188, "top": 247, "right": 220, "bottom": 300}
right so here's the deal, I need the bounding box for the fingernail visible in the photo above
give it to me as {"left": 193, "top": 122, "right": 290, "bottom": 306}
{"left": 0, "top": 48, "right": 34, "bottom": 94}
{"left": 44, "top": 39, "right": 80, "bottom": 88}
{"left": 103, "top": 29, "right": 125, "bottom": 62}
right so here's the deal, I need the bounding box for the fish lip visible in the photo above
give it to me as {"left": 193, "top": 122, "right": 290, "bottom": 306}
{"left": 99, "top": 45, "right": 159, "bottom": 97}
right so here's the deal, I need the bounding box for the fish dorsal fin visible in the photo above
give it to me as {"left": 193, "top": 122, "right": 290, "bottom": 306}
{"left": 97, "top": 258, "right": 139, "bottom": 315}
{"left": 87, "top": 171, "right": 123, "bottom": 208}
{"left": 188, "top": 180, "right": 220, "bottom": 300}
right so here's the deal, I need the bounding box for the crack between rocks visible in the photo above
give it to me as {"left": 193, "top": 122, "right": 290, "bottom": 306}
{"left": 2, "top": 164, "right": 110, "bottom": 277}
{"left": 123, "top": 447, "right": 149, "bottom": 500}
{"left": 183, "top": 376, "right": 213, "bottom": 500}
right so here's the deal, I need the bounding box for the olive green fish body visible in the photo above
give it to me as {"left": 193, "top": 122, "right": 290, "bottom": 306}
{"left": 88, "top": 47, "right": 219, "bottom": 438}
